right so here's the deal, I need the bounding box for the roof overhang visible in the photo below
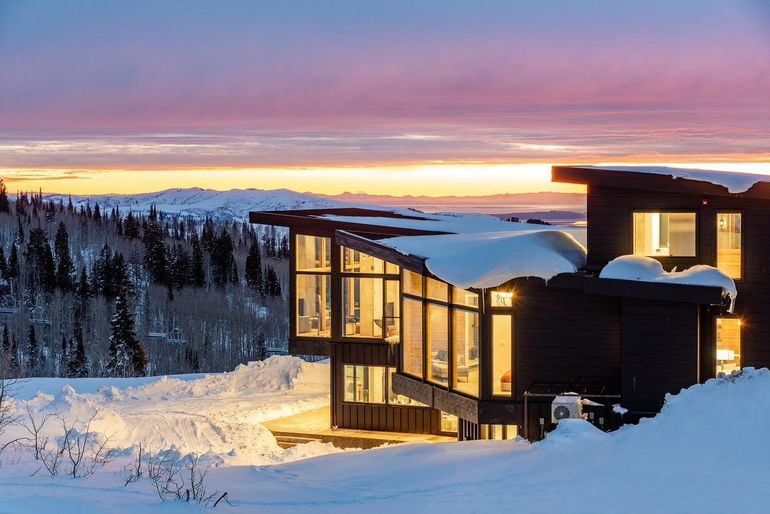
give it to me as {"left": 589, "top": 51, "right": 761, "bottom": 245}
{"left": 584, "top": 276, "right": 727, "bottom": 306}
{"left": 249, "top": 208, "right": 451, "bottom": 238}
{"left": 552, "top": 165, "right": 770, "bottom": 199}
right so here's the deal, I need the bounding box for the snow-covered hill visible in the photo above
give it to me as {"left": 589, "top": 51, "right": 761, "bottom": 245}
{"left": 44, "top": 188, "right": 356, "bottom": 221}
{"left": 3, "top": 360, "right": 770, "bottom": 513}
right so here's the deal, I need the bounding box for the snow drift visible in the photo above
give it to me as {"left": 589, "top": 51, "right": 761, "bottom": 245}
{"left": 382, "top": 229, "right": 587, "bottom": 289}
{"left": 600, "top": 255, "right": 737, "bottom": 305}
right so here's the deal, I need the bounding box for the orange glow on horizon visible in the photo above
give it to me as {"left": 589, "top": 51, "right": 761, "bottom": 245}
{"left": 1, "top": 161, "right": 769, "bottom": 197}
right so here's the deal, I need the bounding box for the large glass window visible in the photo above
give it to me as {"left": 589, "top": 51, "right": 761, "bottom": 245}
{"left": 633, "top": 212, "right": 696, "bottom": 257}
{"left": 452, "top": 310, "right": 479, "bottom": 397}
{"left": 441, "top": 412, "right": 458, "bottom": 433}
{"left": 403, "top": 298, "right": 423, "bottom": 377}
{"left": 492, "top": 314, "right": 513, "bottom": 396}
{"left": 343, "top": 277, "right": 383, "bottom": 338}
{"left": 385, "top": 280, "right": 400, "bottom": 342}
{"left": 481, "top": 424, "right": 518, "bottom": 440}
{"left": 426, "top": 277, "right": 449, "bottom": 302}
{"left": 491, "top": 291, "right": 514, "bottom": 308}
{"left": 427, "top": 304, "right": 449, "bottom": 385}
{"left": 296, "top": 274, "right": 331, "bottom": 337}
{"left": 403, "top": 270, "right": 423, "bottom": 297}
{"left": 717, "top": 213, "right": 742, "bottom": 279}
{"left": 453, "top": 288, "right": 479, "bottom": 308}
{"left": 716, "top": 318, "right": 741, "bottom": 375}
{"left": 342, "top": 248, "right": 385, "bottom": 274}
{"left": 343, "top": 365, "right": 386, "bottom": 403}
{"left": 296, "top": 235, "right": 331, "bottom": 272}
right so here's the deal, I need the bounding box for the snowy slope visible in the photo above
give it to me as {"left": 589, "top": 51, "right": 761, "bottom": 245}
{"left": 44, "top": 188, "right": 356, "bottom": 221}
{"left": 3, "top": 360, "right": 770, "bottom": 513}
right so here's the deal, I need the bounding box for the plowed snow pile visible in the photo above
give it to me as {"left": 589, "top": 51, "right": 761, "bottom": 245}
{"left": 9, "top": 355, "right": 334, "bottom": 466}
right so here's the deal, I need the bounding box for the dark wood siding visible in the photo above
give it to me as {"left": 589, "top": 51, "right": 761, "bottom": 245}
{"left": 620, "top": 298, "right": 700, "bottom": 413}
{"left": 330, "top": 342, "right": 442, "bottom": 434}
{"left": 513, "top": 284, "right": 622, "bottom": 400}
{"left": 585, "top": 184, "right": 770, "bottom": 375}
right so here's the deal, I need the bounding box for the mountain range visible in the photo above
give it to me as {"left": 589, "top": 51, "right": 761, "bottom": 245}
{"left": 42, "top": 188, "right": 587, "bottom": 222}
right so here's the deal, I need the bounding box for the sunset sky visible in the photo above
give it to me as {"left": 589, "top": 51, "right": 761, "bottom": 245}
{"left": 1, "top": 0, "right": 769, "bottom": 196}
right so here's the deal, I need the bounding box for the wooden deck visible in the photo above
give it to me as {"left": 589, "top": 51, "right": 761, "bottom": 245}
{"left": 264, "top": 407, "right": 456, "bottom": 449}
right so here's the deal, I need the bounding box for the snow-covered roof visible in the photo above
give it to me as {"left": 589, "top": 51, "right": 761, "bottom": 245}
{"left": 379, "top": 229, "right": 587, "bottom": 289}
{"left": 600, "top": 255, "right": 737, "bottom": 308}
{"left": 585, "top": 166, "right": 770, "bottom": 194}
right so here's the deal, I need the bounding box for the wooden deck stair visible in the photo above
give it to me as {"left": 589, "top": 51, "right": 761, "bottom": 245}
{"left": 272, "top": 432, "right": 324, "bottom": 449}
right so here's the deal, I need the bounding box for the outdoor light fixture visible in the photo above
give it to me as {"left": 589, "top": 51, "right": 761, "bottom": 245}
{"left": 492, "top": 291, "right": 514, "bottom": 308}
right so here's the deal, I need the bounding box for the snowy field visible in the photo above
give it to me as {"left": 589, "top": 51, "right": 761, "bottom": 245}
{"left": 1, "top": 358, "right": 770, "bottom": 513}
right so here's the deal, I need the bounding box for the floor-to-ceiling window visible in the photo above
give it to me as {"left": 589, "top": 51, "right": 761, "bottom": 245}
{"left": 341, "top": 247, "right": 399, "bottom": 340}
{"left": 492, "top": 314, "right": 513, "bottom": 396}
{"left": 717, "top": 212, "right": 742, "bottom": 279}
{"left": 633, "top": 212, "right": 696, "bottom": 257}
{"left": 343, "top": 365, "right": 426, "bottom": 406}
{"left": 427, "top": 303, "right": 449, "bottom": 385}
{"left": 295, "top": 235, "right": 331, "bottom": 337}
{"left": 716, "top": 317, "right": 741, "bottom": 375}
{"left": 402, "top": 296, "right": 423, "bottom": 377}
{"left": 452, "top": 291, "right": 479, "bottom": 397}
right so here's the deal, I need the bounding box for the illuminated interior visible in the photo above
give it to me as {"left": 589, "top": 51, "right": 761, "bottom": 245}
{"left": 427, "top": 304, "right": 449, "bottom": 385}
{"left": 403, "top": 269, "right": 423, "bottom": 296}
{"left": 295, "top": 235, "right": 332, "bottom": 337}
{"left": 340, "top": 247, "right": 399, "bottom": 340}
{"left": 491, "top": 290, "right": 514, "bottom": 308}
{"left": 402, "top": 297, "right": 423, "bottom": 377}
{"left": 717, "top": 213, "right": 742, "bottom": 279}
{"left": 453, "top": 287, "right": 479, "bottom": 308}
{"left": 441, "top": 412, "right": 459, "bottom": 434}
{"left": 492, "top": 314, "right": 513, "bottom": 396}
{"left": 295, "top": 273, "right": 331, "bottom": 337}
{"left": 426, "top": 277, "right": 449, "bottom": 301}
{"left": 716, "top": 318, "right": 741, "bottom": 375}
{"left": 633, "top": 212, "right": 696, "bottom": 257}
{"left": 480, "top": 424, "right": 518, "bottom": 440}
{"left": 452, "top": 309, "right": 479, "bottom": 397}
{"left": 344, "top": 365, "right": 426, "bottom": 406}
{"left": 296, "top": 234, "right": 331, "bottom": 272}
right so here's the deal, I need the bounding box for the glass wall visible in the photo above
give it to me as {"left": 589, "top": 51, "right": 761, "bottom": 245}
{"left": 717, "top": 213, "right": 742, "bottom": 279}
{"left": 716, "top": 318, "right": 741, "bottom": 375}
{"left": 426, "top": 277, "right": 449, "bottom": 301}
{"left": 633, "top": 212, "right": 696, "bottom": 257}
{"left": 340, "top": 247, "right": 399, "bottom": 341}
{"left": 296, "top": 235, "right": 331, "bottom": 272}
{"left": 344, "top": 366, "right": 427, "bottom": 406}
{"left": 402, "top": 298, "right": 423, "bottom": 377}
{"left": 343, "top": 365, "right": 386, "bottom": 403}
{"left": 296, "top": 273, "right": 331, "bottom": 337}
{"left": 480, "top": 424, "right": 518, "bottom": 440}
{"left": 403, "top": 270, "right": 423, "bottom": 296}
{"left": 343, "top": 277, "right": 384, "bottom": 338}
{"left": 427, "top": 304, "right": 449, "bottom": 385}
{"left": 452, "top": 310, "right": 479, "bottom": 397}
{"left": 492, "top": 314, "right": 513, "bottom": 396}
{"left": 441, "top": 412, "right": 458, "bottom": 434}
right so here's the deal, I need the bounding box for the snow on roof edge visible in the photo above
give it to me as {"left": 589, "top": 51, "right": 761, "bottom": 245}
{"left": 584, "top": 165, "right": 770, "bottom": 194}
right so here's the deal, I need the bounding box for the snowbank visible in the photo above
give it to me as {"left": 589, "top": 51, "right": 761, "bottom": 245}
{"left": 382, "top": 230, "right": 587, "bottom": 289}
{"left": 5, "top": 356, "right": 331, "bottom": 467}
{"left": 600, "top": 255, "right": 736, "bottom": 304}
{"left": 587, "top": 165, "right": 770, "bottom": 194}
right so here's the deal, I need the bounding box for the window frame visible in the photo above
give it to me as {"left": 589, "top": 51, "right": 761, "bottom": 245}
{"left": 339, "top": 246, "right": 400, "bottom": 343}
{"left": 631, "top": 210, "right": 699, "bottom": 260}
{"left": 342, "top": 364, "right": 428, "bottom": 407}
{"left": 715, "top": 210, "right": 744, "bottom": 282}
{"left": 399, "top": 269, "right": 481, "bottom": 399}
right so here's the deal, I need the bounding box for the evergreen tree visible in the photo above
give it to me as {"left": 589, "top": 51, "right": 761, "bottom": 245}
{"left": 245, "top": 244, "right": 264, "bottom": 294}
{"left": 59, "top": 334, "right": 69, "bottom": 377}
{"left": 143, "top": 219, "right": 168, "bottom": 286}
{"left": 201, "top": 218, "right": 216, "bottom": 253}
{"left": 7, "top": 244, "right": 18, "bottom": 279}
{"left": 211, "top": 228, "right": 235, "bottom": 288}
{"left": 264, "top": 265, "right": 282, "bottom": 297}
{"left": 190, "top": 232, "right": 205, "bottom": 288}
{"left": 106, "top": 294, "right": 147, "bottom": 377}
{"left": 169, "top": 243, "right": 192, "bottom": 289}
{"left": 54, "top": 221, "right": 74, "bottom": 291}
{"left": 70, "top": 308, "right": 88, "bottom": 378}
{"left": 42, "top": 243, "right": 55, "bottom": 293}
{"left": 76, "top": 268, "right": 91, "bottom": 303}
{"left": 0, "top": 246, "right": 7, "bottom": 279}
{"left": 0, "top": 178, "right": 9, "bottom": 214}
{"left": 26, "top": 324, "right": 38, "bottom": 374}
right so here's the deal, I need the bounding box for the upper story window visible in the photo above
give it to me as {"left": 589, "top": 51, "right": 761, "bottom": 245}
{"left": 296, "top": 234, "right": 331, "bottom": 272}
{"left": 633, "top": 212, "right": 696, "bottom": 257}
{"left": 295, "top": 235, "right": 332, "bottom": 338}
{"left": 717, "top": 213, "right": 742, "bottom": 279}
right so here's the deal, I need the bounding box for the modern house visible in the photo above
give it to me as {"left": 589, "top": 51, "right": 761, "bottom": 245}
{"left": 250, "top": 165, "right": 756, "bottom": 442}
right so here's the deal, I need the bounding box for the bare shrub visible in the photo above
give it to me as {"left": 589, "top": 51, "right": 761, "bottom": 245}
{"left": 0, "top": 364, "right": 23, "bottom": 458}
{"left": 17, "top": 405, "right": 54, "bottom": 461}
{"left": 36, "top": 411, "right": 116, "bottom": 477}
{"left": 143, "top": 450, "right": 230, "bottom": 507}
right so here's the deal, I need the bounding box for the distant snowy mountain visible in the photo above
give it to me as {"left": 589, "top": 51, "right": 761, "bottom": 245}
{"left": 44, "top": 188, "right": 355, "bottom": 221}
